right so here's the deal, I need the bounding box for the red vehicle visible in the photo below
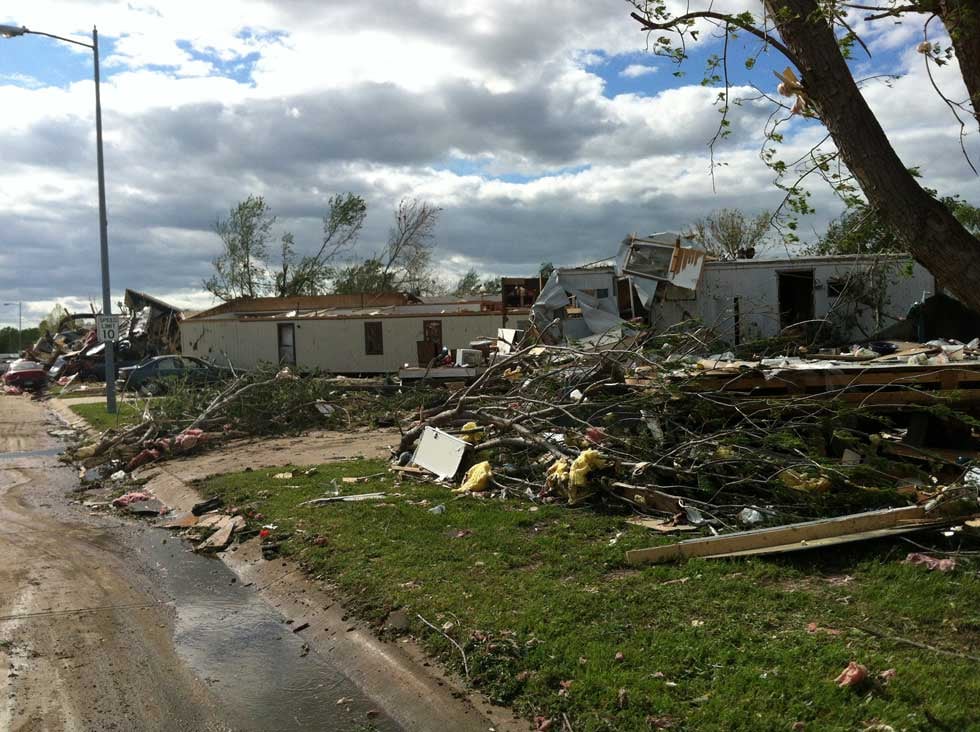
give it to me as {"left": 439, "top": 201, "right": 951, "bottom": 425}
{"left": 3, "top": 360, "right": 47, "bottom": 390}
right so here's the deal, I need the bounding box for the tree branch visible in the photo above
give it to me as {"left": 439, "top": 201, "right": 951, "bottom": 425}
{"left": 629, "top": 9, "right": 804, "bottom": 69}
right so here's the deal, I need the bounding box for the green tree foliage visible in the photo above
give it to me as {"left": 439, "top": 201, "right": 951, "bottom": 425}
{"left": 685, "top": 208, "right": 772, "bottom": 259}
{"left": 452, "top": 269, "right": 482, "bottom": 296}
{"left": 481, "top": 276, "right": 502, "bottom": 294}
{"left": 276, "top": 193, "right": 367, "bottom": 297}
{"left": 0, "top": 326, "right": 40, "bottom": 354}
{"left": 204, "top": 195, "right": 275, "bottom": 301}
{"left": 331, "top": 199, "right": 443, "bottom": 296}
{"left": 810, "top": 195, "right": 980, "bottom": 256}
{"left": 205, "top": 193, "right": 367, "bottom": 301}
{"left": 38, "top": 303, "right": 70, "bottom": 334}
{"left": 450, "top": 269, "right": 501, "bottom": 296}
{"left": 627, "top": 1, "right": 980, "bottom": 312}
{"left": 330, "top": 259, "right": 388, "bottom": 295}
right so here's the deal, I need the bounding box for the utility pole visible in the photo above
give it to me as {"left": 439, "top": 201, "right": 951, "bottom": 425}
{"left": 1, "top": 23, "right": 117, "bottom": 412}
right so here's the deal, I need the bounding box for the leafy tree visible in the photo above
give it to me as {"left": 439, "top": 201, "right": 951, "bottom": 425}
{"left": 331, "top": 199, "right": 443, "bottom": 295}
{"left": 449, "top": 269, "right": 502, "bottom": 296}
{"left": 628, "top": 0, "right": 980, "bottom": 312}
{"left": 38, "top": 303, "right": 70, "bottom": 334}
{"left": 0, "top": 326, "right": 39, "bottom": 354}
{"left": 206, "top": 193, "right": 367, "bottom": 301}
{"left": 382, "top": 198, "right": 442, "bottom": 294}
{"left": 204, "top": 195, "right": 274, "bottom": 301}
{"left": 330, "top": 259, "right": 388, "bottom": 295}
{"left": 452, "top": 269, "right": 482, "bottom": 296}
{"left": 540, "top": 261, "right": 555, "bottom": 278}
{"left": 481, "top": 276, "right": 502, "bottom": 294}
{"left": 685, "top": 208, "right": 772, "bottom": 259}
{"left": 275, "top": 193, "right": 367, "bottom": 297}
{"left": 810, "top": 195, "right": 980, "bottom": 255}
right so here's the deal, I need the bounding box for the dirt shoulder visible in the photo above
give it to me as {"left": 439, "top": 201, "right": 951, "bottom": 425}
{"left": 130, "top": 427, "right": 523, "bottom": 732}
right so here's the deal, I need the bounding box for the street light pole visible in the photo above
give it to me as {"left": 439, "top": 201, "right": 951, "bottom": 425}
{"left": 0, "top": 23, "right": 117, "bottom": 412}
{"left": 91, "top": 27, "right": 116, "bottom": 414}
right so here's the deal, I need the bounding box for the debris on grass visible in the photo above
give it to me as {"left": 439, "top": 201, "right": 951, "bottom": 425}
{"left": 903, "top": 552, "right": 957, "bottom": 572}
{"left": 391, "top": 331, "right": 980, "bottom": 563}
{"left": 835, "top": 661, "right": 869, "bottom": 688}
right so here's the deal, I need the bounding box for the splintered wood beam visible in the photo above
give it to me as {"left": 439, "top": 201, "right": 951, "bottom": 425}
{"left": 625, "top": 504, "right": 964, "bottom": 565}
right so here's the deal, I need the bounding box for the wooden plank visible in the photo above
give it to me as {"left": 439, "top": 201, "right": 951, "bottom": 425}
{"left": 869, "top": 346, "right": 940, "bottom": 363}
{"left": 627, "top": 517, "right": 699, "bottom": 533}
{"left": 625, "top": 505, "right": 936, "bottom": 565}
{"left": 611, "top": 482, "right": 684, "bottom": 514}
{"left": 390, "top": 465, "right": 431, "bottom": 475}
{"left": 707, "top": 525, "right": 933, "bottom": 557}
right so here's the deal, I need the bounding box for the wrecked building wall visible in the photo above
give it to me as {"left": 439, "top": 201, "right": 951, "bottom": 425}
{"left": 651, "top": 256, "right": 935, "bottom": 344}
{"left": 181, "top": 319, "right": 280, "bottom": 370}
{"left": 182, "top": 312, "right": 509, "bottom": 373}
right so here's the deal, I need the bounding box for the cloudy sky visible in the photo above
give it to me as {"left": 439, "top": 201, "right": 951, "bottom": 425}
{"left": 0, "top": 0, "right": 977, "bottom": 328}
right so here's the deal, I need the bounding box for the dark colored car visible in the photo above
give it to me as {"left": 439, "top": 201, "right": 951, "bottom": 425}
{"left": 118, "top": 355, "right": 231, "bottom": 395}
{"left": 69, "top": 342, "right": 142, "bottom": 381}
{"left": 3, "top": 360, "right": 46, "bottom": 389}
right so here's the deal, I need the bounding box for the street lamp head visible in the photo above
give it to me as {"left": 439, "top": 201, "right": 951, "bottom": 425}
{"left": 0, "top": 24, "right": 28, "bottom": 38}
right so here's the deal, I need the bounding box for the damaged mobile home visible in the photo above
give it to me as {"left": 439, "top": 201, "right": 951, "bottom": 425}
{"left": 613, "top": 234, "right": 934, "bottom": 345}
{"left": 180, "top": 292, "right": 521, "bottom": 374}
{"left": 180, "top": 235, "right": 941, "bottom": 375}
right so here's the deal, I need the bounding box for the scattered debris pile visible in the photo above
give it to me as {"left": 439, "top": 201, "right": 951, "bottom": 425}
{"left": 66, "top": 366, "right": 418, "bottom": 472}
{"left": 21, "top": 289, "right": 182, "bottom": 386}
{"left": 396, "top": 329, "right": 980, "bottom": 563}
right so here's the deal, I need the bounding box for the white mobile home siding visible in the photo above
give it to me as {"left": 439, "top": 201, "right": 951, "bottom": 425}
{"left": 651, "top": 256, "right": 934, "bottom": 344}
{"left": 181, "top": 313, "right": 506, "bottom": 373}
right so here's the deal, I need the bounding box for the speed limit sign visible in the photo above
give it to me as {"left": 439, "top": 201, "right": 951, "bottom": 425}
{"left": 96, "top": 314, "right": 121, "bottom": 343}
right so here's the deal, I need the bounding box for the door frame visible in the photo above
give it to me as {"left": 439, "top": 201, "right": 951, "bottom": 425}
{"left": 277, "top": 322, "right": 297, "bottom": 365}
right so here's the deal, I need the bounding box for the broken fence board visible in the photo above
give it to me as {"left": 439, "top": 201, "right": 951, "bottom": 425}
{"left": 612, "top": 482, "right": 684, "bottom": 514}
{"left": 625, "top": 504, "right": 950, "bottom": 565}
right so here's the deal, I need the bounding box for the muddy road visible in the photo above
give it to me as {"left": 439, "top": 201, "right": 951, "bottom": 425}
{"left": 0, "top": 396, "right": 405, "bottom": 732}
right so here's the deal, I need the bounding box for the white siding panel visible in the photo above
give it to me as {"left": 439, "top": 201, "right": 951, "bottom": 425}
{"left": 652, "top": 257, "right": 934, "bottom": 344}
{"left": 183, "top": 314, "right": 506, "bottom": 373}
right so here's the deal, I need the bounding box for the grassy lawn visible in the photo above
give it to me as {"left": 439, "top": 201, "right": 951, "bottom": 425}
{"left": 201, "top": 459, "right": 980, "bottom": 732}
{"left": 69, "top": 401, "right": 145, "bottom": 431}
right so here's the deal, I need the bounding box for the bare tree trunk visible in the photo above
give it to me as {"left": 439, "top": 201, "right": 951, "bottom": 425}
{"left": 767, "top": 0, "right": 980, "bottom": 312}
{"left": 940, "top": 0, "right": 980, "bottom": 128}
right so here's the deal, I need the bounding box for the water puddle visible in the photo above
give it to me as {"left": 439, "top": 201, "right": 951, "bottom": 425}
{"left": 135, "top": 530, "right": 401, "bottom": 731}
{"left": 0, "top": 446, "right": 63, "bottom": 460}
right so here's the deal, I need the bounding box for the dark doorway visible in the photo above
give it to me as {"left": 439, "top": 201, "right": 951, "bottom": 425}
{"left": 277, "top": 323, "right": 296, "bottom": 365}
{"left": 777, "top": 270, "right": 815, "bottom": 331}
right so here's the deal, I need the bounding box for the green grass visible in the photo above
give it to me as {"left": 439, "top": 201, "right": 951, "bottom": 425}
{"left": 69, "top": 401, "right": 144, "bottom": 431}
{"left": 201, "top": 460, "right": 980, "bottom": 732}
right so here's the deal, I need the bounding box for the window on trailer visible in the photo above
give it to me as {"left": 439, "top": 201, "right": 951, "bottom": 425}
{"left": 364, "top": 321, "right": 383, "bottom": 355}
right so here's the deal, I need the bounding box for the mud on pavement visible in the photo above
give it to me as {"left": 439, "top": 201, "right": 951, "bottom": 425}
{"left": 0, "top": 394, "right": 504, "bottom": 732}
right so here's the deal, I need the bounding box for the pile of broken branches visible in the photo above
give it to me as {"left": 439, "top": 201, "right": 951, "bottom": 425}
{"left": 397, "top": 330, "right": 980, "bottom": 534}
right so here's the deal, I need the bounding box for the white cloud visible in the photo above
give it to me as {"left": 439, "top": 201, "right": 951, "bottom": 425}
{"left": 620, "top": 63, "right": 657, "bottom": 78}
{"left": 0, "top": 0, "right": 976, "bottom": 319}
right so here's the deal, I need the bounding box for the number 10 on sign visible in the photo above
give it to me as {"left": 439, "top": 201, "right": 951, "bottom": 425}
{"left": 96, "top": 314, "right": 120, "bottom": 343}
